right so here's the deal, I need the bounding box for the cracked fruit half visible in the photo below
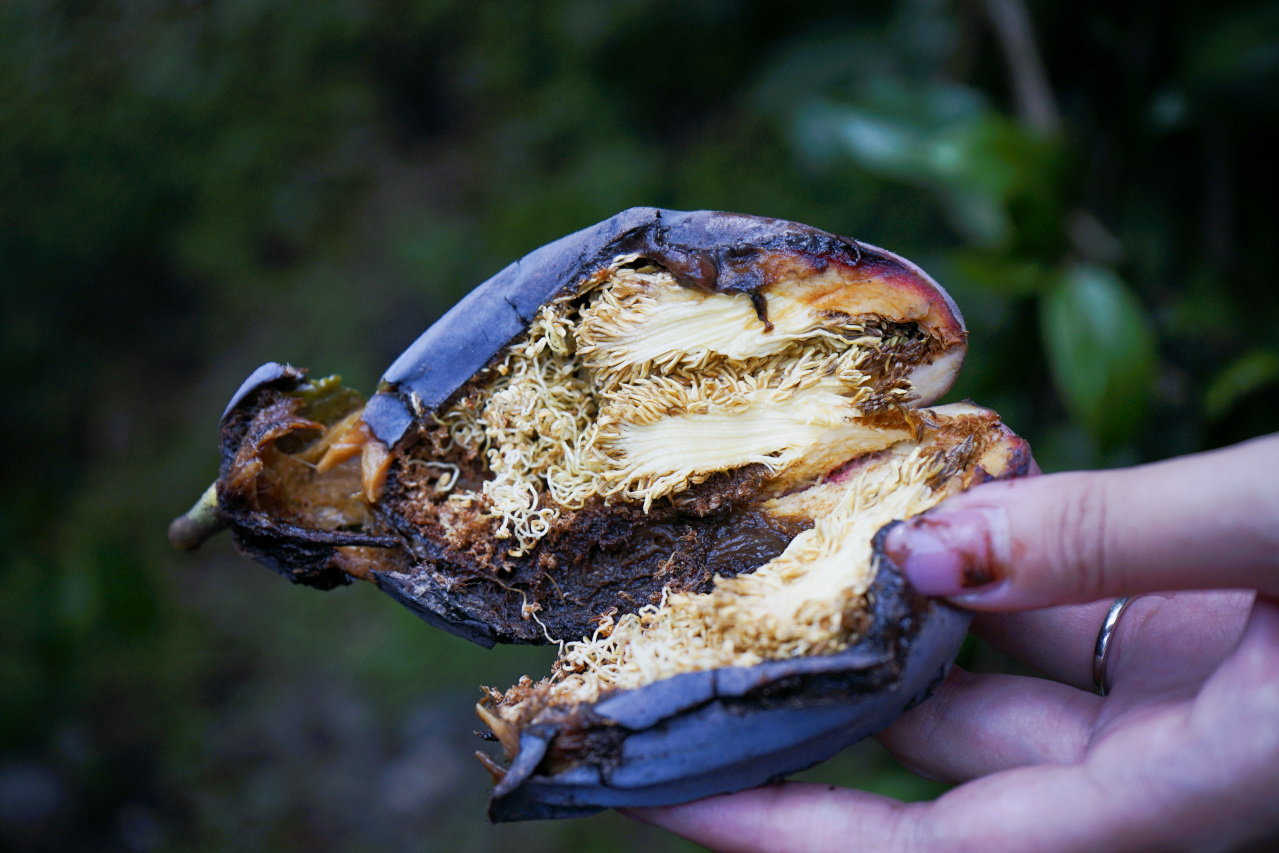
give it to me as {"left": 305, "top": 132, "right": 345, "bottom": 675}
{"left": 171, "top": 208, "right": 1031, "bottom": 820}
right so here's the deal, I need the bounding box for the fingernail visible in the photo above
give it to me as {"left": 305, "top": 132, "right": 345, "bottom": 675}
{"left": 882, "top": 508, "right": 1003, "bottom": 597}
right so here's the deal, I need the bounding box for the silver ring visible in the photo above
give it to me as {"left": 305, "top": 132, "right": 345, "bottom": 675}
{"left": 1093, "top": 596, "right": 1134, "bottom": 696}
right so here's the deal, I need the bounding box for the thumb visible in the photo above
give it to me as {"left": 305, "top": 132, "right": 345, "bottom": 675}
{"left": 881, "top": 433, "right": 1279, "bottom": 610}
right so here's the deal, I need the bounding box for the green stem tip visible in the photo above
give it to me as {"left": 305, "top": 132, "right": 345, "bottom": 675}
{"left": 168, "top": 483, "right": 227, "bottom": 551}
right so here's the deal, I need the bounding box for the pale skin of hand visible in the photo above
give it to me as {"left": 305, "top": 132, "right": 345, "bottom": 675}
{"left": 628, "top": 433, "right": 1279, "bottom": 852}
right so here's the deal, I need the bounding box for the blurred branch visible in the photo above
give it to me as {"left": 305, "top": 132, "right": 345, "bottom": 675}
{"left": 984, "top": 0, "right": 1061, "bottom": 134}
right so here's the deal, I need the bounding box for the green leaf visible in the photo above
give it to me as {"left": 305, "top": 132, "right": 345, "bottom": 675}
{"left": 1040, "top": 265, "right": 1158, "bottom": 447}
{"left": 795, "top": 81, "right": 988, "bottom": 175}
{"left": 1203, "top": 349, "right": 1279, "bottom": 421}
{"left": 793, "top": 80, "right": 1061, "bottom": 248}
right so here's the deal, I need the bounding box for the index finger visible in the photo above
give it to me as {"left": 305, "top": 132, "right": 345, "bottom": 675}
{"left": 880, "top": 433, "right": 1279, "bottom": 609}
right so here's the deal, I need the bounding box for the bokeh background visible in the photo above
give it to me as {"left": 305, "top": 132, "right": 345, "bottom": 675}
{"left": 3, "top": 0, "right": 1277, "bottom": 850}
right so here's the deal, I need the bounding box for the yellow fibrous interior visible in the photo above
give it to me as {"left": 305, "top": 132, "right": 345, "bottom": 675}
{"left": 509, "top": 431, "right": 971, "bottom": 712}
{"left": 435, "top": 260, "right": 922, "bottom": 555}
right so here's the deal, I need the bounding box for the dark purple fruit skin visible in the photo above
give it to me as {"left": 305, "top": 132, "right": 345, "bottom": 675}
{"left": 486, "top": 546, "right": 972, "bottom": 821}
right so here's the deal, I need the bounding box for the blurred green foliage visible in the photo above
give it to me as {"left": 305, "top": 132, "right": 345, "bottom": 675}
{"left": 2, "top": 0, "right": 1276, "bottom": 850}
{"left": 1040, "top": 264, "right": 1157, "bottom": 448}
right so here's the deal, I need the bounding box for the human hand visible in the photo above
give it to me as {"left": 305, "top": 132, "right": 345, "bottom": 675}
{"left": 629, "top": 434, "right": 1279, "bottom": 852}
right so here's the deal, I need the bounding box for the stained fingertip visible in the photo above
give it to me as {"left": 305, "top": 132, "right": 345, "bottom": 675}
{"left": 883, "top": 509, "right": 1005, "bottom": 598}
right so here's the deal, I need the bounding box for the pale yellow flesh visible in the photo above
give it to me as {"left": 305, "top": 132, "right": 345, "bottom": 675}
{"left": 580, "top": 274, "right": 862, "bottom": 365}
{"left": 535, "top": 406, "right": 996, "bottom": 710}
{"left": 436, "top": 262, "right": 958, "bottom": 552}
{"left": 609, "top": 382, "right": 908, "bottom": 498}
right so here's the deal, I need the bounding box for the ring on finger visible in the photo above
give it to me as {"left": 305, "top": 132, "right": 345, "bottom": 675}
{"left": 1093, "top": 596, "right": 1136, "bottom": 696}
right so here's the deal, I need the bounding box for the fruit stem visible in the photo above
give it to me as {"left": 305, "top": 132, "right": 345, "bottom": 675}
{"left": 168, "top": 483, "right": 227, "bottom": 551}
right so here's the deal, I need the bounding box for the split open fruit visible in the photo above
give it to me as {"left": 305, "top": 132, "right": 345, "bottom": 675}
{"left": 172, "top": 208, "right": 1031, "bottom": 820}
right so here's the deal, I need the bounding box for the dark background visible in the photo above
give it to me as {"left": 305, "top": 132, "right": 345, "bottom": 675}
{"left": 3, "top": 0, "right": 1277, "bottom": 850}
